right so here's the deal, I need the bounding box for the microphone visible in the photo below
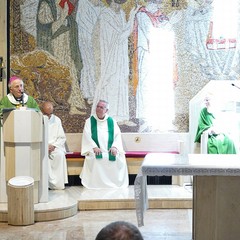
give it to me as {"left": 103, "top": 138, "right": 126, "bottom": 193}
{"left": 231, "top": 83, "right": 240, "bottom": 90}
{"left": 21, "top": 92, "right": 24, "bottom": 107}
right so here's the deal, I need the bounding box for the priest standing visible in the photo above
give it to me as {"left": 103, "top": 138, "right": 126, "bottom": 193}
{"left": 80, "top": 100, "right": 129, "bottom": 189}
{"left": 0, "top": 76, "right": 40, "bottom": 111}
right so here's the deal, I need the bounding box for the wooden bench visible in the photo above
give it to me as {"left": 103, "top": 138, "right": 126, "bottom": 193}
{"left": 65, "top": 132, "right": 190, "bottom": 185}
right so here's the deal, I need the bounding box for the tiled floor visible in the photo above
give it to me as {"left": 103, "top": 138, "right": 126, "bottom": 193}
{"left": 0, "top": 185, "right": 193, "bottom": 240}
{"left": 0, "top": 209, "right": 193, "bottom": 240}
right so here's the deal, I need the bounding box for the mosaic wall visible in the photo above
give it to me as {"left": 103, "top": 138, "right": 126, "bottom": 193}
{"left": 9, "top": 0, "right": 240, "bottom": 133}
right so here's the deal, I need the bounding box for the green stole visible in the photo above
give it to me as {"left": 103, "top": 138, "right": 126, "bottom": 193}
{"left": 90, "top": 116, "right": 116, "bottom": 161}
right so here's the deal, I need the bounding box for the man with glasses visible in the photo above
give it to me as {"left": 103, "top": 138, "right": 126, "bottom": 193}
{"left": 80, "top": 100, "right": 129, "bottom": 189}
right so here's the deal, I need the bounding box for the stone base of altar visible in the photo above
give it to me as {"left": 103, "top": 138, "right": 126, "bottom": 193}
{"left": 193, "top": 176, "right": 240, "bottom": 240}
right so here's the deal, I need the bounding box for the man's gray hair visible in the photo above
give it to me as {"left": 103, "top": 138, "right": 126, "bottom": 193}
{"left": 98, "top": 99, "right": 109, "bottom": 110}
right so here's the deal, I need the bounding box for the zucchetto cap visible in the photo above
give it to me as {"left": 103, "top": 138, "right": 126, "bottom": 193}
{"left": 9, "top": 76, "right": 21, "bottom": 83}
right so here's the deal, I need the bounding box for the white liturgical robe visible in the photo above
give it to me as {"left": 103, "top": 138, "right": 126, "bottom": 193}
{"left": 48, "top": 114, "right": 68, "bottom": 190}
{"left": 80, "top": 114, "right": 129, "bottom": 189}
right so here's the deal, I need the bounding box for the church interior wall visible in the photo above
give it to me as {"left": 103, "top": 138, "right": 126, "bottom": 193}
{"left": 1, "top": 0, "right": 240, "bottom": 137}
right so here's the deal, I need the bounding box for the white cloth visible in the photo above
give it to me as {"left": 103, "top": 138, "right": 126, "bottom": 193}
{"left": 80, "top": 114, "right": 129, "bottom": 189}
{"left": 48, "top": 114, "right": 68, "bottom": 190}
{"left": 7, "top": 93, "right": 29, "bottom": 105}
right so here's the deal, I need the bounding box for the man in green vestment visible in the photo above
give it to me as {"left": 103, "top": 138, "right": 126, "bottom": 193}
{"left": 0, "top": 76, "right": 40, "bottom": 112}
{"left": 195, "top": 95, "right": 236, "bottom": 154}
{"left": 80, "top": 99, "right": 129, "bottom": 189}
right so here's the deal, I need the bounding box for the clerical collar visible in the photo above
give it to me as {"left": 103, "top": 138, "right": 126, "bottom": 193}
{"left": 13, "top": 94, "right": 22, "bottom": 102}
{"left": 94, "top": 114, "right": 108, "bottom": 121}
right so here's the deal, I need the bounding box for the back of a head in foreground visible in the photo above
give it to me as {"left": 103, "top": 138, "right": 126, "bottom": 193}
{"left": 95, "top": 221, "right": 144, "bottom": 240}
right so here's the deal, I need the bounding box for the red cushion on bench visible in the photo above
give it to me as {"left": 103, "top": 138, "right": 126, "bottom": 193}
{"left": 125, "top": 151, "right": 149, "bottom": 158}
{"left": 66, "top": 152, "right": 83, "bottom": 158}
{"left": 66, "top": 151, "right": 179, "bottom": 158}
{"left": 125, "top": 151, "right": 179, "bottom": 158}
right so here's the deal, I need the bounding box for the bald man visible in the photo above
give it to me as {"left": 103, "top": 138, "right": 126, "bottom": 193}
{"left": 41, "top": 101, "right": 68, "bottom": 190}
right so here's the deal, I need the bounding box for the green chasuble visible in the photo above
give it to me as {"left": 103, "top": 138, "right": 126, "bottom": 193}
{"left": 195, "top": 107, "right": 236, "bottom": 154}
{"left": 90, "top": 116, "right": 116, "bottom": 161}
{"left": 0, "top": 95, "right": 40, "bottom": 113}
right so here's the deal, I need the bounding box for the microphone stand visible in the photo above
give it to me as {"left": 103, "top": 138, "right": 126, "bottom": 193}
{"left": 21, "top": 92, "right": 24, "bottom": 107}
